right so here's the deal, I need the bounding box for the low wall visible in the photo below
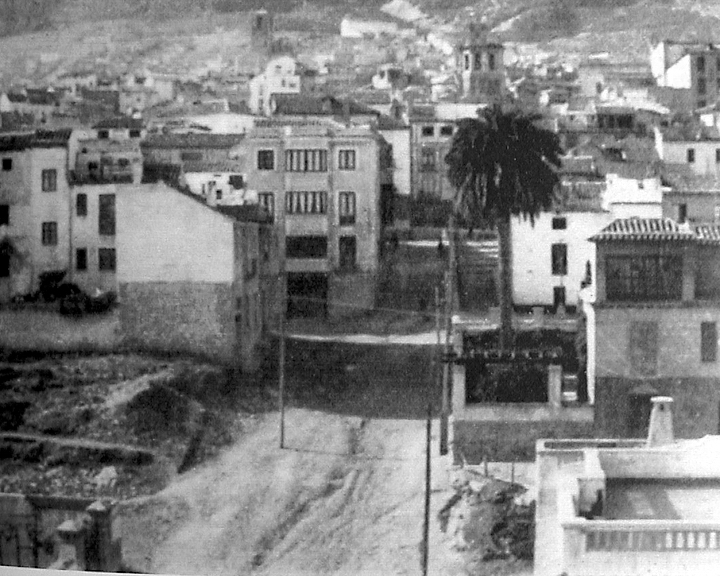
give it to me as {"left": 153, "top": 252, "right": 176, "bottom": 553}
{"left": 595, "top": 377, "right": 720, "bottom": 439}
{"left": 453, "top": 413, "right": 595, "bottom": 463}
{"left": 0, "top": 308, "right": 120, "bottom": 353}
{"left": 119, "top": 282, "right": 238, "bottom": 366}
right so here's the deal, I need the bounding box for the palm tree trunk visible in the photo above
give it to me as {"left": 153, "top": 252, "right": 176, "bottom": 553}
{"left": 496, "top": 213, "right": 513, "bottom": 350}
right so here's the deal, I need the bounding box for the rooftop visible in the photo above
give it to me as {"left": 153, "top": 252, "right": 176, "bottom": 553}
{"left": 183, "top": 161, "right": 245, "bottom": 173}
{"left": 590, "top": 217, "right": 696, "bottom": 242}
{"left": 93, "top": 117, "right": 145, "bottom": 130}
{"left": 271, "top": 94, "right": 381, "bottom": 118}
{"left": 0, "top": 129, "right": 73, "bottom": 152}
{"left": 142, "top": 133, "right": 245, "bottom": 149}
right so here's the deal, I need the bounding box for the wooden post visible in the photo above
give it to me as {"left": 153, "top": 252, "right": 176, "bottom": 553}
{"left": 422, "top": 403, "right": 431, "bottom": 576}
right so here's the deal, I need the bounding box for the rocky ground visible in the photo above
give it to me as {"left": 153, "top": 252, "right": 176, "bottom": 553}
{"left": 0, "top": 352, "right": 273, "bottom": 500}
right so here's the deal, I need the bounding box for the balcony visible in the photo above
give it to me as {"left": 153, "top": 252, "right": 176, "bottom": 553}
{"left": 69, "top": 170, "right": 134, "bottom": 185}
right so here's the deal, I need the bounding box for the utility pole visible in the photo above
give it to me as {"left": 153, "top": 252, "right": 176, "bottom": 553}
{"left": 421, "top": 403, "right": 431, "bottom": 576}
{"left": 440, "top": 213, "right": 456, "bottom": 456}
{"left": 279, "top": 272, "right": 286, "bottom": 449}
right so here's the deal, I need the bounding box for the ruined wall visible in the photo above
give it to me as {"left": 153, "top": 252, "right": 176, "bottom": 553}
{"left": 119, "top": 282, "right": 237, "bottom": 365}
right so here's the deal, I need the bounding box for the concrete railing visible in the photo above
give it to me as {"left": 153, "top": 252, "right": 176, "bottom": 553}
{"left": 561, "top": 519, "right": 720, "bottom": 575}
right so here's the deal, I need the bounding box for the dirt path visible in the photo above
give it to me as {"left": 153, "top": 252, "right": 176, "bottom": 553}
{"left": 119, "top": 408, "right": 464, "bottom": 576}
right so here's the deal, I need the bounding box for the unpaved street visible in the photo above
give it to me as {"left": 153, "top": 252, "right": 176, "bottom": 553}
{"left": 119, "top": 407, "right": 464, "bottom": 576}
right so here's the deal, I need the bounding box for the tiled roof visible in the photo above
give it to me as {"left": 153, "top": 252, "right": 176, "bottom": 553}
{"left": 695, "top": 224, "right": 720, "bottom": 244}
{"left": 376, "top": 114, "right": 408, "bottom": 130}
{"left": 0, "top": 129, "right": 72, "bottom": 152}
{"left": 590, "top": 217, "right": 696, "bottom": 242}
{"left": 142, "top": 133, "right": 245, "bottom": 149}
{"left": 93, "top": 117, "right": 145, "bottom": 130}
{"left": 183, "top": 161, "right": 245, "bottom": 173}
{"left": 272, "top": 94, "right": 380, "bottom": 117}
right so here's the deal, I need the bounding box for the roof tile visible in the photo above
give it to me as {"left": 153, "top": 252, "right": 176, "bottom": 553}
{"left": 590, "top": 217, "right": 696, "bottom": 242}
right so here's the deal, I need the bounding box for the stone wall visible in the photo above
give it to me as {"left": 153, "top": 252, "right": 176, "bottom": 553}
{"left": 595, "top": 376, "right": 720, "bottom": 439}
{"left": 328, "top": 271, "right": 377, "bottom": 318}
{"left": 119, "top": 282, "right": 239, "bottom": 366}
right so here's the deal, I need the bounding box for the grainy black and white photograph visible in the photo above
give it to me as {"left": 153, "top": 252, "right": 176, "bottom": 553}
{"left": 0, "top": 0, "right": 719, "bottom": 575}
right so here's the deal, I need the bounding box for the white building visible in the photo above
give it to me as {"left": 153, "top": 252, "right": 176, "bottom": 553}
{"left": 511, "top": 168, "right": 663, "bottom": 309}
{"left": 248, "top": 56, "right": 301, "bottom": 116}
{"left": 183, "top": 161, "right": 257, "bottom": 206}
{"left": 655, "top": 125, "right": 720, "bottom": 176}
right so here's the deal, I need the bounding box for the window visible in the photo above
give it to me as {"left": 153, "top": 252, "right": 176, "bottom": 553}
{"left": 421, "top": 125, "right": 434, "bottom": 137}
{"left": 216, "top": 189, "right": 222, "bottom": 200}
{"left": 0, "top": 250, "right": 8, "bottom": 278}
{"left": 285, "top": 236, "right": 327, "bottom": 258}
{"left": 339, "top": 236, "right": 357, "bottom": 271}
{"left": 98, "top": 194, "right": 115, "bottom": 236}
{"left": 284, "top": 149, "right": 328, "bottom": 172}
{"left": 698, "top": 99, "right": 707, "bottom": 109}
{"left": 702, "top": 322, "right": 717, "bottom": 362}
{"left": 118, "top": 158, "right": 130, "bottom": 167}
{"left": 339, "top": 191, "right": 356, "bottom": 225}
{"left": 257, "top": 150, "right": 275, "bottom": 170}
{"left": 630, "top": 321, "right": 658, "bottom": 376}
{"left": 285, "top": 191, "right": 327, "bottom": 214}
{"left": 2, "top": 158, "right": 11, "bottom": 171}
{"left": 716, "top": 149, "right": 720, "bottom": 163}
{"left": 41, "top": 169, "right": 57, "bottom": 192}
{"left": 551, "top": 243, "right": 567, "bottom": 276}
{"left": 0, "top": 204, "right": 8, "bottom": 226}
{"left": 258, "top": 192, "right": 274, "bottom": 222}
{"left": 463, "top": 53, "right": 470, "bottom": 70}
{"left": 440, "top": 125, "right": 454, "bottom": 137}
{"left": 229, "top": 175, "right": 244, "bottom": 189}
{"left": 129, "top": 129, "right": 141, "bottom": 138}
{"left": 488, "top": 52, "right": 496, "bottom": 71}
{"left": 687, "top": 148, "right": 696, "bottom": 163}
{"left": 76, "top": 248, "right": 87, "bottom": 271}
{"left": 98, "top": 130, "right": 109, "bottom": 139}
{"left": 606, "top": 255, "right": 683, "bottom": 301}
{"left": 699, "top": 77, "right": 707, "bottom": 95}
{"left": 698, "top": 55, "right": 706, "bottom": 73}
{"left": 98, "top": 248, "right": 116, "bottom": 271}
{"left": 41, "top": 222, "right": 58, "bottom": 246}
{"left": 180, "top": 151, "right": 202, "bottom": 162}
{"left": 420, "top": 148, "right": 436, "bottom": 171}
{"left": 552, "top": 216, "right": 567, "bottom": 230}
{"left": 678, "top": 203, "right": 688, "bottom": 223}
{"left": 338, "top": 149, "right": 356, "bottom": 170}
{"left": 76, "top": 193, "right": 87, "bottom": 217}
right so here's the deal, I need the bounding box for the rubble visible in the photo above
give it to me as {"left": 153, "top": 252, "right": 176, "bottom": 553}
{"left": 439, "top": 467, "right": 534, "bottom": 561}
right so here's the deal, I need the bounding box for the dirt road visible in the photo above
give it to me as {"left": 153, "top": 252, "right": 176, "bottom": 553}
{"left": 118, "top": 407, "right": 464, "bottom": 576}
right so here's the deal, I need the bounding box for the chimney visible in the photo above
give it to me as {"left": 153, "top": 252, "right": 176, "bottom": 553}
{"left": 647, "top": 396, "right": 674, "bottom": 447}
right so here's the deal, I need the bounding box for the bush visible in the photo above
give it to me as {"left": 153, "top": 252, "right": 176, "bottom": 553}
{"left": 38, "top": 270, "right": 67, "bottom": 302}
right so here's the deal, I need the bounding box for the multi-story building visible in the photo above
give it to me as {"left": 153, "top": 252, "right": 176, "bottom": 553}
{"left": 116, "top": 182, "right": 267, "bottom": 370}
{"left": 409, "top": 102, "right": 486, "bottom": 201}
{"left": 651, "top": 40, "right": 720, "bottom": 109}
{"left": 655, "top": 124, "right": 720, "bottom": 176}
{"left": 244, "top": 123, "right": 389, "bottom": 317}
{"left": 0, "top": 129, "right": 72, "bottom": 302}
{"left": 585, "top": 217, "right": 720, "bottom": 435}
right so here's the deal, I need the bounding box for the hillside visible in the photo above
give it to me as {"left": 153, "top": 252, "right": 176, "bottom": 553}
{"left": 1, "top": 0, "right": 720, "bottom": 85}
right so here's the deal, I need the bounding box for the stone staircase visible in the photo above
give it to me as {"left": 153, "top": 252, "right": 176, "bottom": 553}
{"left": 455, "top": 238, "right": 499, "bottom": 312}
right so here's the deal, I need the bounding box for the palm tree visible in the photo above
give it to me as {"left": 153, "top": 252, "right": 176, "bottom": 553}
{"left": 445, "top": 105, "right": 562, "bottom": 349}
